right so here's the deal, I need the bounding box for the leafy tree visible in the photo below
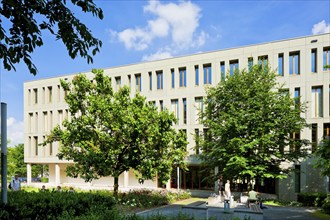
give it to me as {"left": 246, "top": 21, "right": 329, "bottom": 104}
{"left": 7, "top": 144, "right": 47, "bottom": 178}
{"left": 44, "top": 69, "right": 188, "bottom": 196}
{"left": 200, "top": 65, "right": 309, "bottom": 183}
{"left": 0, "top": 0, "right": 103, "bottom": 75}
{"left": 314, "top": 138, "right": 330, "bottom": 177}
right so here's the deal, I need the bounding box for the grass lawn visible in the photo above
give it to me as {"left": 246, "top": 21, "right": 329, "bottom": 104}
{"left": 312, "top": 210, "right": 330, "bottom": 220}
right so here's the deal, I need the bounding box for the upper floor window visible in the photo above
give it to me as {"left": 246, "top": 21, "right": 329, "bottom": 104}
{"left": 229, "top": 60, "right": 239, "bottom": 76}
{"left": 148, "top": 72, "right": 152, "bottom": 91}
{"left": 248, "top": 57, "right": 253, "bottom": 72}
{"left": 220, "top": 61, "right": 225, "bottom": 80}
{"left": 179, "top": 67, "right": 187, "bottom": 87}
{"left": 48, "top": 86, "right": 52, "bottom": 103}
{"left": 195, "top": 65, "right": 199, "bottom": 86}
{"left": 183, "top": 98, "right": 187, "bottom": 124}
{"left": 311, "top": 123, "right": 318, "bottom": 153}
{"left": 294, "top": 87, "right": 300, "bottom": 106}
{"left": 171, "top": 99, "right": 179, "bottom": 123}
{"left": 323, "top": 47, "right": 330, "bottom": 70}
{"left": 159, "top": 100, "right": 164, "bottom": 111}
{"left": 128, "top": 75, "right": 131, "bottom": 89}
{"left": 33, "top": 88, "right": 38, "bottom": 104}
{"left": 289, "top": 51, "right": 300, "bottom": 75}
{"left": 135, "top": 74, "right": 141, "bottom": 92}
{"left": 195, "top": 97, "right": 204, "bottom": 124}
{"left": 115, "top": 76, "right": 121, "bottom": 91}
{"left": 311, "top": 48, "right": 317, "bottom": 73}
{"left": 156, "top": 70, "right": 163, "bottom": 90}
{"left": 258, "top": 55, "right": 268, "bottom": 68}
{"left": 311, "top": 86, "right": 323, "bottom": 118}
{"left": 203, "top": 64, "right": 212, "bottom": 84}
{"left": 324, "top": 123, "right": 330, "bottom": 139}
{"left": 171, "top": 69, "right": 175, "bottom": 88}
{"left": 278, "top": 53, "right": 284, "bottom": 76}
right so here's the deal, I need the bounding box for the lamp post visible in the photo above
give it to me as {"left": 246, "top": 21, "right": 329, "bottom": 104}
{"left": 1, "top": 102, "right": 8, "bottom": 204}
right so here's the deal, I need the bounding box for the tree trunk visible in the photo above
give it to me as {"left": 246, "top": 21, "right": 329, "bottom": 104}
{"left": 114, "top": 176, "right": 119, "bottom": 197}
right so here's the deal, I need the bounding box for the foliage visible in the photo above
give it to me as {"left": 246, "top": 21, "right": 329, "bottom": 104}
{"left": 314, "top": 138, "right": 330, "bottom": 177}
{"left": 200, "top": 65, "right": 309, "bottom": 181}
{"left": 0, "top": 190, "right": 116, "bottom": 219}
{"left": 118, "top": 189, "right": 191, "bottom": 208}
{"left": 0, "top": 0, "right": 103, "bottom": 75}
{"left": 322, "top": 194, "right": 330, "bottom": 214}
{"left": 44, "top": 69, "right": 188, "bottom": 196}
{"left": 7, "top": 144, "right": 48, "bottom": 178}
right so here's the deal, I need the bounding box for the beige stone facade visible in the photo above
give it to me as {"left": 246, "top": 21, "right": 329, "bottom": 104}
{"left": 24, "top": 33, "right": 330, "bottom": 199}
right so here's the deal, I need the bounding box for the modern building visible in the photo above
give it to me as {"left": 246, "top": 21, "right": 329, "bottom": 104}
{"left": 24, "top": 33, "right": 330, "bottom": 200}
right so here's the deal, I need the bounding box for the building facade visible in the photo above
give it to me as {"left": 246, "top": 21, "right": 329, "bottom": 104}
{"left": 24, "top": 33, "right": 330, "bottom": 200}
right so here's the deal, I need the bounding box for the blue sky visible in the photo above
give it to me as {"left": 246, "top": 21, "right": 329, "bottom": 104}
{"left": 1, "top": 0, "right": 329, "bottom": 146}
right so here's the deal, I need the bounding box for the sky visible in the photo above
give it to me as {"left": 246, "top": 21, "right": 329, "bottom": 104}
{"left": 0, "top": 0, "right": 330, "bottom": 146}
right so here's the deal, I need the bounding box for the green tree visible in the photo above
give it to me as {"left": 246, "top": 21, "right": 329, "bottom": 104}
{"left": 200, "top": 65, "right": 309, "bottom": 183}
{"left": 314, "top": 138, "right": 330, "bottom": 177}
{"left": 44, "top": 69, "right": 188, "bottom": 196}
{"left": 0, "top": 0, "right": 103, "bottom": 75}
{"left": 8, "top": 144, "right": 47, "bottom": 178}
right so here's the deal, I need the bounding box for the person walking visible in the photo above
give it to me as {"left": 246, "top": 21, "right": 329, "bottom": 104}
{"left": 11, "top": 174, "right": 21, "bottom": 191}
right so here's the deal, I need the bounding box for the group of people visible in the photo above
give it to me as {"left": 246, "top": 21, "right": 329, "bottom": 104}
{"left": 217, "top": 175, "right": 260, "bottom": 207}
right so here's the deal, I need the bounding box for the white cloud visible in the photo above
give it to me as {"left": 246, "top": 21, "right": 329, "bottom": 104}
{"left": 113, "top": 0, "right": 204, "bottom": 51}
{"left": 312, "top": 20, "right": 330, "bottom": 35}
{"left": 7, "top": 117, "right": 24, "bottom": 146}
{"left": 142, "top": 50, "right": 173, "bottom": 61}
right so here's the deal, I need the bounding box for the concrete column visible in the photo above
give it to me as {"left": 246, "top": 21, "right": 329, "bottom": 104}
{"left": 166, "top": 179, "right": 171, "bottom": 190}
{"left": 123, "top": 171, "right": 129, "bottom": 189}
{"left": 55, "top": 164, "right": 60, "bottom": 186}
{"left": 27, "top": 163, "right": 32, "bottom": 185}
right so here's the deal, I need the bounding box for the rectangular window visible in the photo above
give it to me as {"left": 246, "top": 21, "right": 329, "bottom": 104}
{"left": 57, "top": 85, "right": 61, "bottom": 102}
{"left": 171, "top": 99, "right": 179, "bottom": 123}
{"left": 229, "top": 60, "right": 239, "bottom": 76}
{"left": 258, "top": 55, "right": 268, "bottom": 68}
{"left": 312, "top": 86, "right": 323, "bottom": 117}
{"left": 28, "top": 89, "right": 31, "bottom": 106}
{"left": 278, "top": 53, "right": 284, "bottom": 76}
{"left": 135, "top": 74, "right": 142, "bottom": 92}
{"left": 149, "top": 72, "right": 152, "bottom": 91}
{"left": 128, "top": 75, "right": 131, "bottom": 89}
{"left": 324, "top": 123, "right": 330, "bottom": 139}
{"left": 195, "top": 65, "right": 199, "bottom": 86}
{"left": 289, "top": 51, "right": 300, "bottom": 75}
{"left": 33, "top": 88, "right": 38, "bottom": 104}
{"left": 58, "top": 110, "right": 63, "bottom": 128}
{"left": 159, "top": 100, "right": 164, "bottom": 111}
{"left": 220, "top": 61, "right": 225, "bottom": 80}
{"left": 311, "top": 48, "right": 317, "bottom": 73}
{"left": 248, "top": 57, "right": 253, "bottom": 72}
{"left": 43, "top": 111, "right": 48, "bottom": 132}
{"left": 179, "top": 67, "right": 187, "bottom": 87}
{"left": 195, "top": 97, "right": 204, "bottom": 124}
{"left": 49, "top": 111, "right": 53, "bottom": 131}
{"left": 195, "top": 129, "right": 200, "bottom": 155}
{"left": 183, "top": 98, "right": 187, "bottom": 124}
{"left": 48, "top": 86, "right": 52, "bottom": 103}
{"left": 203, "top": 64, "right": 212, "bottom": 84}
{"left": 34, "top": 136, "right": 38, "bottom": 156}
{"left": 294, "top": 165, "right": 301, "bottom": 193}
{"left": 290, "top": 132, "right": 301, "bottom": 153}
{"left": 42, "top": 87, "right": 45, "bottom": 104}
{"left": 203, "top": 128, "right": 210, "bottom": 142}
{"left": 294, "top": 87, "right": 300, "bottom": 106}
{"left": 115, "top": 77, "right": 121, "bottom": 91}
{"left": 29, "top": 113, "right": 33, "bottom": 132}
{"left": 35, "top": 112, "right": 38, "bottom": 132}
{"left": 156, "top": 70, "right": 163, "bottom": 90}
{"left": 323, "top": 47, "right": 330, "bottom": 70}
{"left": 312, "top": 123, "right": 318, "bottom": 153}
{"left": 171, "top": 69, "right": 175, "bottom": 88}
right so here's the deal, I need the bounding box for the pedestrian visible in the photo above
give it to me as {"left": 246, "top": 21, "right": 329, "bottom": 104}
{"left": 11, "top": 174, "right": 21, "bottom": 191}
{"left": 217, "top": 175, "right": 224, "bottom": 197}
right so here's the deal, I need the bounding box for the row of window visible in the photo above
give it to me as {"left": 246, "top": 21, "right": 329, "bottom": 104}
{"left": 113, "top": 47, "right": 330, "bottom": 93}
{"left": 27, "top": 84, "right": 67, "bottom": 106}
{"left": 27, "top": 136, "right": 53, "bottom": 157}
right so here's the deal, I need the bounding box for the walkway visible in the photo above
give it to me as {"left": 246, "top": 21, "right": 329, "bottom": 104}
{"left": 137, "top": 199, "right": 324, "bottom": 220}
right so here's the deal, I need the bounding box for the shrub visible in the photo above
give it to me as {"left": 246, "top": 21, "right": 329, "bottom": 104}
{"left": 297, "top": 192, "right": 327, "bottom": 207}
{"left": 322, "top": 194, "right": 330, "bottom": 214}
{"left": 41, "top": 177, "right": 49, "bottom": 183}
{"left": 0, "top": 191, "right": 116, "bottom": 219}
